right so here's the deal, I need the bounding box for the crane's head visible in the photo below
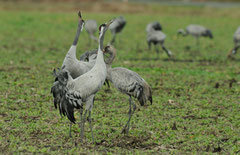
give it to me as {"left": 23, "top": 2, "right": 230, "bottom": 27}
{"left": 104, "top": 45, "right": 116, "bottom": 65}
{"left": 53, "top": 66, "right": 70, "bottom": 86}
{"left": 99, "top": 19, "right": 114, "bottom": 36}
{"left": 78, "top": 11, "right": 85, "bottom": 31}
{"left": 203, "top": 29, "right": 213, "bottom": 39}
{"left": 177, "top": 29, "right": 185, "bottom": 37}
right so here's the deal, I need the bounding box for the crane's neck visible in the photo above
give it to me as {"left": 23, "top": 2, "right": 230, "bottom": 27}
{"left": 178, "top": 29, "right": 188, "bottom": 37}
{"left": 65, "top": 45, "right": 77, "bottom": 59}
{"left": 95, "top": 28, "right": 106, "bottom": 62}
{"left": 98, "top": 30, "right": 105, "bottom": 51}
{"left": 65, "top": 19, "right": 84, "bottom": 59}
{"left": 73, "top": 19, "right": 84, "bottom": 46}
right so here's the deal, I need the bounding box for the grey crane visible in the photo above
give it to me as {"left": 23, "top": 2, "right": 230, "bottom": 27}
{"left": 85, "top": 19, "right": 98, "bottom": 45}
{"left": 147, "top": 23, "right": 172, "bottom": 58}
{"left": 104, "top": 45, "right": 152, "bottom": 134}
{"left": 228, "top": 26, "right": 240, "bottom": 57}
{"left": 51, "top": 12, "right": 105, "bottom": 138}
{"left": 146, "top": 21, "right": 162, "bottom": 33}
{"left": 109, "top": 16, "right": 126, "bottom": 44}
{"left": 177, "top": 24, "right": 213, "bottom": 48}
{"left": 52, "top": 20, "right": 112, "bottom": 142}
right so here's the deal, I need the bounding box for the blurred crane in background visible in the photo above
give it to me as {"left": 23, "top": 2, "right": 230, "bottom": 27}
{"left": 109, "top": 16, "right": 126, "bottom": 44}
{"left": 177, "top": 24, "right": 213, "bottom": 49}
{"left": 85, "top": 19, "right": 98, "bottom": 45}
{"left": 146, "top": 21, "right": 172, "bottom": 58}
{"left": 228, "top": 26, "right": 240, "bottom": 58}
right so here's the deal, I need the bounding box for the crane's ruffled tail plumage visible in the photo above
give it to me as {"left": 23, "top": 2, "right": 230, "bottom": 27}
{"left": 51, "top": 67, "right": 82, "bottom": 123}
{"left": 137, "top": 82, "right": 152, "bottom": 106}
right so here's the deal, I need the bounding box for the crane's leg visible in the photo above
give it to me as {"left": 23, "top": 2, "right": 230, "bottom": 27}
{"left": 78, "top": 108, "right": 83, "bottom": 129}
{"left": 121, "top": 96, "right": 136, "bottom": 134}
{"left": 196, "top": 37, "right": 200, "bottom": 51}
{"left": 154, "top": 45, "right": 160, "bottom": 59}
{"left": 161, "top": 44, "right": 172, "bottom": 58}
{"left": 80, "top": 110, "right": 88, "bottom": 141}
{"left": 147, "top": 41, "right": 151, "bottom": 50}
{"left": 88, "top": 33, "right": 92, "bottom": 46}
{"left": 110, "top": 33, "right": 116, "bottom": 45}
{"left": 69, "top": 122, "right": 72, "bottom": 138}
{"left": 87, "top": 110, "right": 94, "bottom": 143}
{"left": 104, "top": 79, "right": 110, "bottom": 88}
{"left": 90, "top": 34, "right": 98, "bottom": 43}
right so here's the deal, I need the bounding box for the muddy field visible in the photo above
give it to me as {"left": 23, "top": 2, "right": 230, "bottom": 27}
{"left": 0, "top": 1, "right": 239, "bottom": 154}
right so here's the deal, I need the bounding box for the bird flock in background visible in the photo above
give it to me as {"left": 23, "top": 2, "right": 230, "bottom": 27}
{"left": 51, "top": 11, "right": 239, "bottom": 143}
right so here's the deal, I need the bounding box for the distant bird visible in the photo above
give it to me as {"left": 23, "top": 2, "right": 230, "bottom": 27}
{"left": 228, "top": 26, "right": 240, "bottom": 58}
{"left": 85, "top": 20, "right": 98, "bottom": 45}
{"left": 177, "top": 24, "right": 213, "bottom": 48}
{"left": 52, "top": 20, "right": 112, "bottom": 142}
{"left": 146, "top": 21, "right": 162, "bottom": 33}
{"left": 104, "top": 45, "right": 152, "bottom": 134}
{"left": 146, "top": 22, "right": 172, "bottom": 58}
{"left": 109, "top": 16, "right": 126, "bottom": 44}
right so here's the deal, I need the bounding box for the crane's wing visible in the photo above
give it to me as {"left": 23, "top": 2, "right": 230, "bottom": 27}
{"left": 109, "top": 67, "right": 143, "bottom": 98}
{"left": 79, "top": 49, "right": 97, "bottom": 61}
{"left": 51, "top": 68, "right": 83, "bottom": 123}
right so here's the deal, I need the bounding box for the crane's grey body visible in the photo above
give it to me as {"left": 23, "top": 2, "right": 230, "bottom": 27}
{"left": 109, "top": 16, "right": 126, "bottom": 44}
{"left": 146, "top": 22, "right": 172, "bottom": 58}
{"left": 104, "top": 45, "right": 152, "bottom": 134}
{"left": 62, "top": 46, "right": 95, "bottom": 79}
{"left": 177, "top": 24, "right": 213, "bottom": 48}
{"left": 85, "top": 20, "right": 98, "bottom": 44}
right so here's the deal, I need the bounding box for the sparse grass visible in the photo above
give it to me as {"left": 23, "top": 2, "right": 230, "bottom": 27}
{"left": 0, "top": 1, "right": 240, "bottom": 154}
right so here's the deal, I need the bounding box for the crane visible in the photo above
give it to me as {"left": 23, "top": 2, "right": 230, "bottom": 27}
{"left": 228, "top": 26, "right": 240, "bottom": 58}
{"left": 177, "top": 24, "right": 213, "bottom": 48}
{"left": 109, "top": 16, "right": 126, "bottom": 44}
{"left": 52, "top": 20, "right": 112, "bottom": 142}
{"left": 146, "top": 23, "right": 172, "bottom": 58}
{"left": 104, "top": 45, "right": 152, "bottom": 134}
{"left": 85, "top": 19, "right": 98, "bottom": 45}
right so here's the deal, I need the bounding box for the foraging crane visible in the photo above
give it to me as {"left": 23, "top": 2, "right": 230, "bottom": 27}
{"left": 109, "top": 16, "right": 126, "bottom": 44}
{"left": 177, "top": 24, "right": 213, "bottom": 48}
{"left": 228, "top": 26, "right": 240, "bottom": 57}
{"left": 85, "top": 20, "right": 98, "bottom": 45}
{"left": 104, "top": 45, "right": 152, "bottom": 134}
{"left": 146, "top": 24, "right": 172, "bottom": 58}
{"left": 146, "top": 21, "right": 162, "bottom": 33}
{"left": 52, "top": 20, "right": 112, "bottom": 142}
